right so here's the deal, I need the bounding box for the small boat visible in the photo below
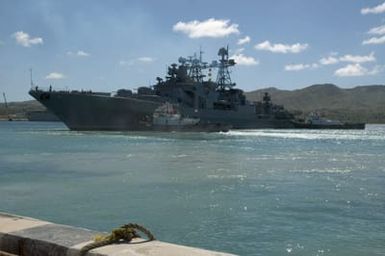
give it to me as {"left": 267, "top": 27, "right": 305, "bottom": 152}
{"left": 292, "top": 113, "right": 365, "bottom": 129}
{"left": 152, "top": 102, "right": 230, "bottom": 132}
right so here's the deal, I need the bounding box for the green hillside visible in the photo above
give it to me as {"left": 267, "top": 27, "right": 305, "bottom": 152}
{"left": 246, "top": 84, "right": 385, "bottom": 123}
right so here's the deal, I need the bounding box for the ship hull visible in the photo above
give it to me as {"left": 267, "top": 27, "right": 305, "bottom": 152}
{"left": 26, "top": 111, "right": 60, "bottom": 122}
{"left": 29, "top": 89, "right": 295, "bottom": 131}
{"left": 291, "top": 121, "right": 365, "bottom": 130}
{"left": 29, "top": 90, "right": 162, "bottom": 130}
{"left": 152, "top": 123, "right": 231, "bottom": 132}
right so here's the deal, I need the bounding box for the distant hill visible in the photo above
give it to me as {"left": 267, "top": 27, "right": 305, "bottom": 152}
{"left": 0, "top": 100, "right": 45, "bottom": 120}
{"left": 245, "top": 84, "right": 385, "bottom": 123}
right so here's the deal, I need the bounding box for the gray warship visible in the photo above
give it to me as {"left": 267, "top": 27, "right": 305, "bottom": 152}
{"left": 29, "top": 47, "right": 295, "bottom": 131}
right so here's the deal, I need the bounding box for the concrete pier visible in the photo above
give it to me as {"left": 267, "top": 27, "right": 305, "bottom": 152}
{"left": 0, "top": 212, "right": 236, "bottom": 256}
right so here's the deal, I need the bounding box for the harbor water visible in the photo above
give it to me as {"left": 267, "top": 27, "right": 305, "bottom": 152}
{"left": 0, "top": 121, "right": 384, "bottom": 256}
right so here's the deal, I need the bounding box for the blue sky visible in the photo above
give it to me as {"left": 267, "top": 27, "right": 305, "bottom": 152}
{"left": 1, "top": 0, "right": 385, "bottom": 101}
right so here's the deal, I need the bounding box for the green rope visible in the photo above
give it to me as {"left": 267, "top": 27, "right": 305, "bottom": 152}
{"left": 79, "top": 223, "right": 155, "bottom": 256}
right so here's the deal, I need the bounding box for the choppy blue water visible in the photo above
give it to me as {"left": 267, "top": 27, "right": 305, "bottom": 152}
{"left": 0, "top": 121, "right": 384, "bottom": 256}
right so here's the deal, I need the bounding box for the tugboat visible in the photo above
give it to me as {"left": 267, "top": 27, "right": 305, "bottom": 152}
{"left": 292, "top": 113, "right": 365, "bottom": 129}
{"left": 29, "top": 47, "right": 295, "bottom": 131}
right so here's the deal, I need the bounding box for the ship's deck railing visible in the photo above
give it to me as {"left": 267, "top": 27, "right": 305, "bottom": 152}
{"left": 31, "top": 86, "right": 111, "bottom": 96}
{"left": 31, "top": 85, "right": 69, "bottom": 92}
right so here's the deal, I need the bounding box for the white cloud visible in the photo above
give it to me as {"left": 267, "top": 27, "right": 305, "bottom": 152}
{"left": 339, "top": 52, "right": 375, "bottom": 63}
{"left": 363, "top": 35, "right": 385, "bottom": 45}
{"left": 335, "top": 64, "right": 365, "bottom": 77}
{"left": 234, "top": 48, "right": 245, "bottom": 54}
{"left": 119, "top": 57, "right": 154, "bottom": 66}
{"left": 319, "top": 56, "right": 339, "bottom": 65}
{"left": 319, "top": 52, "right": 376, "bottom": 65}
{"left": 285, "top": 64, "right": 309, "bottom": 71}
{"left": 119, "top": 60, "right": 133, "bottom": 66}
{"left": 67, "top": 50, "right": 90, "bottom": 57}
{"left": 334, "top": 64, "right": 380, "bottom": 77}
{"left": 361, "top": 2, "right": 385, "bottom": 15}
{"left": 285, "top": 63, "right": 318, "bottom": 71}
{"left": 230, "top": 53, "right": 259, "bottom": 66}
{"left": 77, "top": 50, "right": 90, "bottom": 57}
{"left": 12, "top": 31, "right": 43, "bottom": 47}
{"left": 364, "top": 24, "right": 385, "bottom": 44}
{"left": 312, "top": 63, "right": 320, "bottom": 69}
{"left": 255, "top": 40, "right": 308, "bottom": 54}
{"left": 137, "top": 57, "right": 154, "bottom": 63}
{"left": 237, "top": 36, "right": 251, "bottom": 45}
{"left": 45, "top": 72, "right": 65, "bottom": 80}
{"left": 172, "top": 18, "right": 239, "bottom": 38}
{"left": 368, "top": 24, "right": 385, "bottom": 35}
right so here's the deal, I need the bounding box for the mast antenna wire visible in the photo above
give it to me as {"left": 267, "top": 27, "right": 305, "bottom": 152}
{"left": 29, "top": 68, "right": 34, "bottom": 88}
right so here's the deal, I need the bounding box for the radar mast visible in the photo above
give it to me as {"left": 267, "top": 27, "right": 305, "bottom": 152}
{"left": 187, "top": 48, "right": 207, "bottom": 83}
{"left": 216, "top": 46, "right": 236, "bottom": 90}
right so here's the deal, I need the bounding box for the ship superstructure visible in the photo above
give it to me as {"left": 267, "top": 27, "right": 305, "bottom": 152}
{"left": 29, "top": 47, "right": 295, "bottom": 131}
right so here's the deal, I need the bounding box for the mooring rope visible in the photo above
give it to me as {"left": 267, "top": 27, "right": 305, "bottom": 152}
{"left": 79, "top": 223, "right": 155, "bottom": 256}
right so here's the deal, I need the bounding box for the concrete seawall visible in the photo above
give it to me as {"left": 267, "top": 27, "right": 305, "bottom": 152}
{"left": 0, "top": 212, "right": 236, "bottom": 256}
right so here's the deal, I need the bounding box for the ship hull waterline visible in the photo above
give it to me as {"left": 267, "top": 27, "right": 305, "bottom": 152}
{"left": 291, "top": 121, "right": 365, "bottom": 130}
{"left": 29, "top": 90, "right": 295, "bottom": 131}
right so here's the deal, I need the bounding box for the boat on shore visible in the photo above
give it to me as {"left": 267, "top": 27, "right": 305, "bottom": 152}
{"left": 292, "top": 113, "right": 365, "bottom": 129}
{"left": 29, "top": 47, "right": 295, "bottom": 131}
